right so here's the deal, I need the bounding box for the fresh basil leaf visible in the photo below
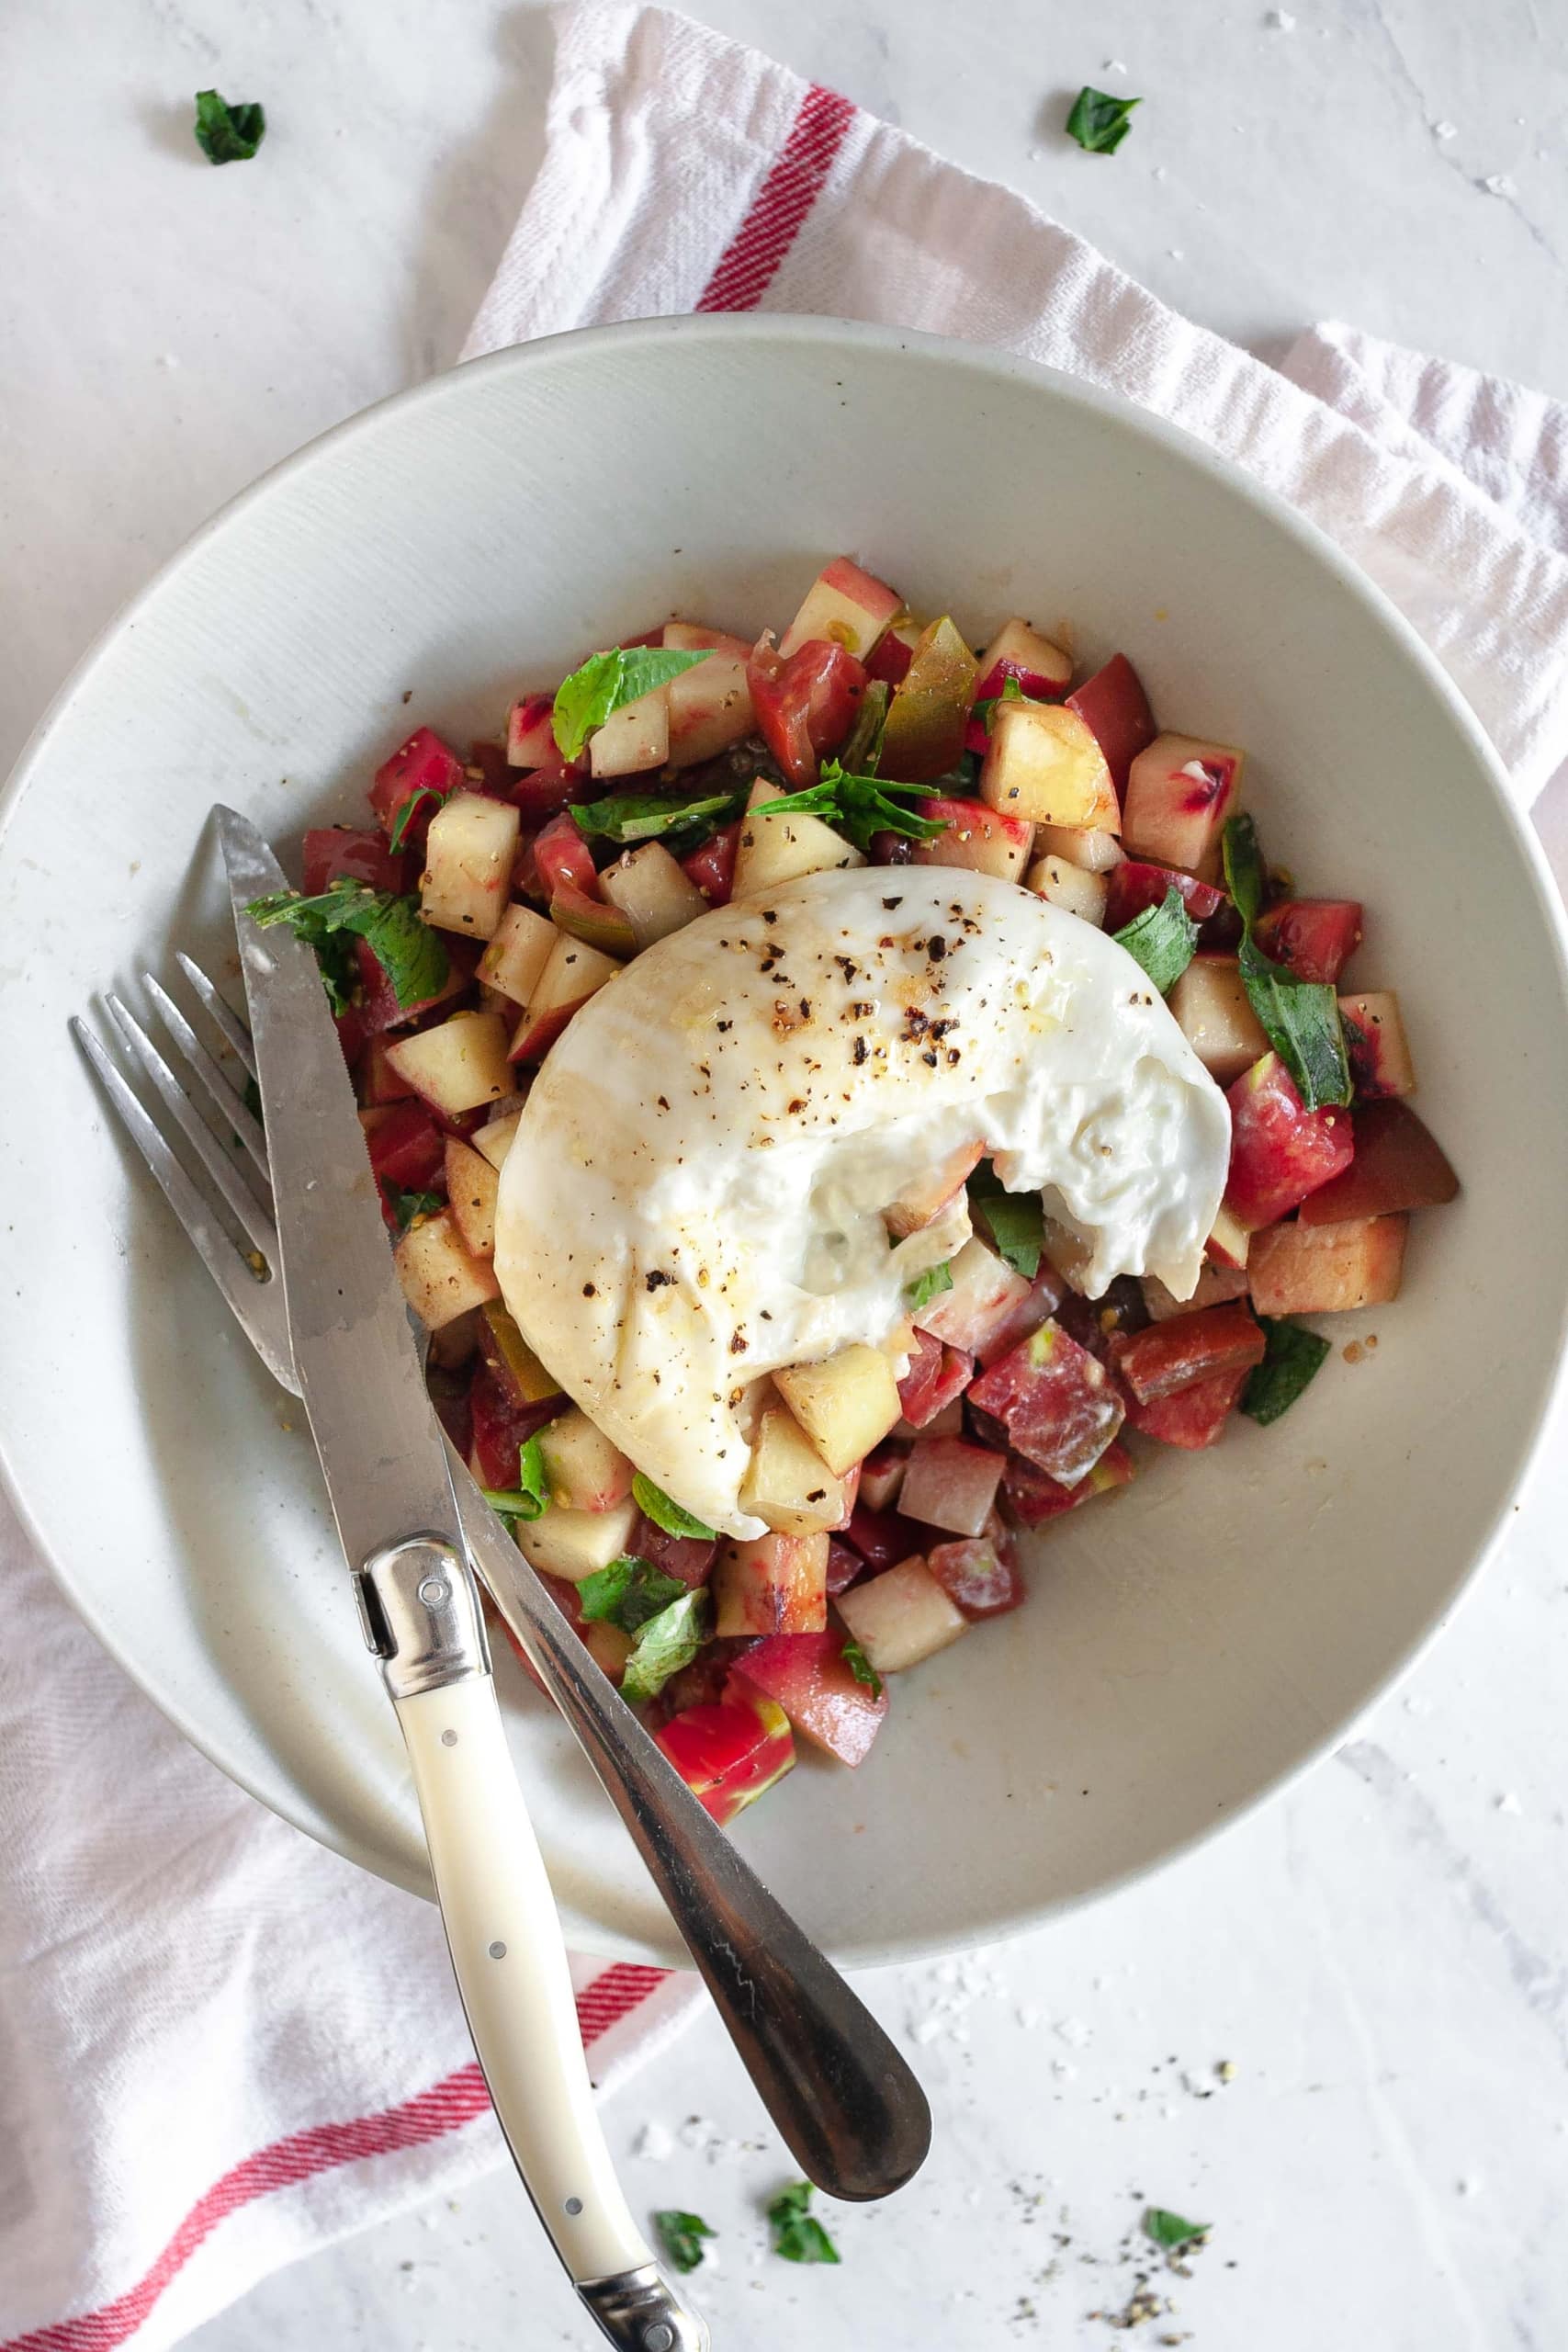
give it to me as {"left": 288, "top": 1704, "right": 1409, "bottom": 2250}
{"left": 905, "top": 1260, "right": 954, "bottom": 1312}
{"left": 1238, "top": 936, "right": 1351, "bottom": 1113}
{"left": 1241, "top": 1317, "right": 1330, "bottom": 1426}
{"left": 654, "top": 2211, "right": 716, "bottom": 2276}
{"left": 570, "top": 786, "right": 744, "bottom": 848}
{"left": 767, "top": 2181, "right": 841, "bottom": 2266}
{"left": 246, "top": 878, "right": 448, "bottom": 1012}
{"left": 967, "top": 1162, "right": 1043, "bottom": 1279}
{"left": 1221, "top": 811, "right": 1267, "bottom": 930}
{"left": 970, "top": 674, "right": 1027, "bottom": 735}
{"left": 386, "top": 1184, "right": 443, "bottom": 1235}
{"left": 388, "top": 785, "right": 445, "bottom": 853}
{"left": 577, "top": 1555, "right": 688, "bottom": 1634}
{"left": 840, "top": 1636, "right": 883, "bottom": 1702}
{"left": 551, "top": 647, "right": 713, "bottom": 762}
{"left": 1112, "top": 885, "right": 1200, "bottom": 994}
{"left": 194, "top": 89, "right": 266, "bottom": 164}
{"left": 632, "top": 1473, "right": 716, "bottom": 1543}
{"left": 761, "top": 759, "right": 947, "bottom": 854}
{"left": 482, "top": 1433, "right": 551, "bottom": 1522}
{"left": 1066, "top": 86, "right": 1141, "bottom": 154}
{"left": 840, "top": 679, "right": 890, "bottom": 775}
{"left": 1144, "top": 2208, "right": 1208, "bottom": 2252}
{"left": 619, "top": 1589, "right": 712, "bottom": 1707}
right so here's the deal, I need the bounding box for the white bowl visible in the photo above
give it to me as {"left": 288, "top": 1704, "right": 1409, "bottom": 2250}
{"left": 4, "top": 317, "right": 1566, "bottom": 1968}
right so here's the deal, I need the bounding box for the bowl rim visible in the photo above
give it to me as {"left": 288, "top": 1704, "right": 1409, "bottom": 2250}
{"left": 5, "top": 310, "right": 1568, "bottom": 1965}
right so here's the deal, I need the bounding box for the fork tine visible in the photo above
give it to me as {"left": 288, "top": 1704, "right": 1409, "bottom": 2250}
{"left": 176, "top": 950, "right": 257, "bottom": 1081}
{"left": 71, "top": 1018, "right": 299, "bottom": 1395}
{"left": 105, "top": 995, "right": 277, "bottom": 1259}
{"left": 141, "top": 973, "right": 269, "bottom": 1180}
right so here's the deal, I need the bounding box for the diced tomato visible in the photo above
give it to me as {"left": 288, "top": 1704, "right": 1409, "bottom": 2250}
{"left": 468, "top": 1360, "right": 563, "bottom": 1487}
{"left": 844, "top": 1502, "right": 922, "bottom": 1571}
{"left": 508, "top": 743, "right": 585, "bottom": 825}
{"left": 653, "top": 1695, "right": 795, "bottom": 1826}
{"left": 1253, "top": 899, "right": 1364, "bottom": 984}
{"left": 1224, "top": 1053, "right": 1356, "bottom": 1228}
{"left": 655, "top": 1639, "right": 760, "bottom": 1720}
{"left": 369, "top": 726, "right": 465, "bottom": 847}
{"left": 925, "top": 1532, "right": 1024, "bottom": 1619}
{"left": 747, "top": 636, "right": 868, "bottom": 786}
{"left": 896, "top": 1329, "right": 975, "bottom": 1430}
{"left": 302, "top": 826, "right": 410, "bottom": 896}
{"left": 1108, "top": 1300, "right": 1266, "bottom": 1405}
{"left": 864, "top": 632, "right": 914, "bottom": 685}
{"left": 681, "top": 820, "right": 739, "bottom": 905}
{"left": 634, "top": 1516, "right": 718, "bottom": 1589}
{"left": 1102, "top": 860, "right": 1227, "bottom": 933}
{"left": 1296, "top": 1100, "right": 1458, "bottom": 1225}
{"left": 1001, "top": 1441, "right": 1134, "bottom": 1526}
{"left": 730, "top": 1632, "right": 889, "bottom": 1767}
{"left": 1064, "top": 653, "right": 1156, "bottom": 796}
{"left": 532, "top": 811, "right": 600, "bottom": 900}
{"left": 827, "top": 1538, "right": 865, "bottom": 1596}
{"left": 355, "top": 934, "right": 477, "bottom": 1035}
{"left": 1123, "top": 1364, "right": 1249, "bottom": 1449}
{"left": 968, "top": 1320, "right": 1125, "bottom": 1485}
{"left": 975, "top": 1264, "right": 1067, "bottom": 1368}
{"left": 364, "top": 1098, "right": 445, "bottom": 1191}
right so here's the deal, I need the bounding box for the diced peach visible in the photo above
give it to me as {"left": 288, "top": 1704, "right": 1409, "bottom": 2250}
{"left": 506, "top": 694, "right": 557, "bottom": 768}
{"left": 884, "top": 1141, "right": 985, "bottom": 1238}
{"left": 471, "top": 1107, "right": 525, "bottom": 1175}
{"left": 731, "top": 777, "right": 863, "bottom": 899}
{"left": 836, "top": 1555, "right": 970, "bottom": 1673}
{"left": 663, "top": 621, "right": 753, "bottom": 658}
{"left": 739, "top": 1407, "right": 848, "bottom": 1535}
{"left": 514, "top": 1496, "right": 639, "bottom": 1581}
{"left": 588, "top": 692, "right": 670, "bottom": 779}
{"left": 419, "top": 792, "right": 521, "bottom": 942}
{"left": 1142, "top": 1261, "right": 1252, "bottom": 1320}
{"left": 1032, "top": 822, "right": 1124, "bottom": 874}
{"left": 393, "top": 1209, "right": 501, "bottom": 1329}
{"left": 1123, "top": 731, "right": 1245, "bottom": 879}
{"left": 914, "top": 1236, "right": 1031, "bottom": 1354}
{"left": 1026, "top": 854, "right": 1109, "bottom": 925}
{"left": 973, "top": 618, "right": 1073, "bottom": 701}
{"left": 859, "top": 1439, "right": 910, "bottom": 1511}
{"left": 712, "top": 1531, "right": 829, "bottom": 1636}
{"left": 896, "top": 1435, "right": 1006, "bottom": 1537}
{"left": 1169, "top": 954, "right": 1269, "bottom": 1086}
{"left": 508, "top": 933, "right": 620, "bottom": 1060}
{"left": 536, "top": 1408, "right": 635, "bottom": 1512}
{"left": 665, "top": 653, "right": 755, "bottom": 768}
{"left": 600, "top": 841, "right": 709, "bottom": 948}
{"left": 1247, "top": 1214, "right": 1407, "bottom": 1316}
{"left": 1341, "top": 991, "right": 1416, "bottom": 1099}
{"left": 1208, "top": 1204, "right": 1252, "bottom": 1271}
{"left": 444, "top": 1136, "right": 500, "bottom": 1261}
{"left": 773, "top": 1346, "right": 902, "bottom": 1477}
{"left": 386, "top": 1011, "right": 513, "bottom": 1117}
{"left": 979, "top": 701, "right": 1120, "bottom": 831}
{"left": 779, "top": 557, "right": 902, "bottom": 661}
{"left": 477, "top": 901, "right": 557, "bottom": 1005}
{"left": 910, "top": 797, "right": 1032, "bottom": 883}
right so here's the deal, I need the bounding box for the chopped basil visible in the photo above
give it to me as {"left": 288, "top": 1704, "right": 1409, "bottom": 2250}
{"left": 620, "top": 1589, "right": 712, "bottom": 1707}
{"left": 968, "top": 1161, "right": 1043, "bottom": 1279}
{"left": 840, "top": 678, "right": 890, "bottom": 775}
{"left": 1143, "top": 2208, "right": 1209, "bottom": 2252}
{"left": 577, "top": 1555, "right": 688, "bottom": 1634}
{"left": 570, "top": 785, "right": 744, "bottom": 849}
{"left": 970, "top": 674, "right": 1027, "bottom": 735}
{"left": 1222, "top": 815, "right": 1351, "bottom": 1113}
{"left": 631, "top": 1473, "right": 717, "bottom": 1543}
{"left": 654, "top": 2210, "right": 716, "bottom": 2275}
{"left": 767, "top": 2180, "right": 841, "bottom": 2266}
{"left": 387, "top": 785, "right": 445, "bottom": 853}
{"left": 841, "top": 1636, "right": 883, "bottom": 1702}
{"left": 246, "top": 878, "right": 448, "bottom": 1013}
{"left": 194, "top": 89, "right": 266, "bottom": 164}
{"left": 905, "top": 1260, "right": 954, "bottom": 1312}
{"left": 481, "top": 1433, "right": 551, "bottom": 1522}
{"left": 1241, "top": 1317, "right": 1330, "bottom": 1425}
{"left": 1066, "top": 86, "right": 1142, "bottom": 154}
{"left": 386, "top": 1184, "right": 443, "bottom": 1234}
{"left": 551, "top": 647, "right": 713, "bottom": 762}
{"left": 1111, "top": 885, "right": 1199, "bottom": 994}
{"left": 761, "top": 759, "right": 947, "bottom": 854}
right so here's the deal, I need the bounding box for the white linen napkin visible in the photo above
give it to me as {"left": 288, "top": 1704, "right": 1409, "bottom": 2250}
{"left": 8, "top": 9, "right": 1568, "bottom": 2351}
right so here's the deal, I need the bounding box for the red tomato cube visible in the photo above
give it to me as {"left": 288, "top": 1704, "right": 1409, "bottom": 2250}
{"left": 1102, "top": 860, "right": 1226, "bottom": 933}
{"left": 681, "top": 820, "right": 740, "bottom": 905}
{"left": 1001, "top": 1440, "right": 1134, "bottom": 1526}
{"left": 363, "top": 1098, "right": 445, "bottom": 1191}
{"left": 653, "top": 1695, "right": 795, "bottom": 1826}
{"left": 1109, "top": 1300, "right": 1266, "bottom": 1406}
{"left": 302, "top": 826, "right": 410, "bottom": 897}
{"left": 369, "top": 726, "right": 465, "bottom": 846}
{"left": 1224, "top": 1052, "right": 1356, "bottom": 1229}
{"left": 967, "top": 1320, "right": 1126, "bottom": 1486}
{"left": 532, "top": 811, "right": 600, "bottom": 901}
{"left": 748, "top": 638, "right": 868, "bottom": 786}
{"left": 1252, "top": 899, "right": 1364, "bottom": 984}
{"left": 925, "top": 1532, "right": 1025, "bottom": 1618}
{"left": 896, "top": 1330, "right": 975, "bottom": 1430}
{"left": 1123, "top": 1364, "right": 1249, "bottom": 1449}
{"left": 730, "top": 1632, "right": 890, "bottom": 1767}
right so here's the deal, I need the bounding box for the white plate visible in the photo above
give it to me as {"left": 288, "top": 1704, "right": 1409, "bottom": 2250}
{"left": 4, "top": 317, "right": 1566, "bottom": 1969}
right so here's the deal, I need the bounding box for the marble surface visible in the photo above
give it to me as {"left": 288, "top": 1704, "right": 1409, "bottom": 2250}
{"left": 5, "top": 1, "right": 1568, "bottom": 2346}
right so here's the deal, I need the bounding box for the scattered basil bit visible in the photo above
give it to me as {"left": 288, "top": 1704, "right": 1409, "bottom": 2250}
{"left": 481, "top": 1433, "right": 551, "bottom": 1523}
{"left": 841, "top": 1636, "right": 883, "bottom": 1702}
{"left": 1144, "top": 2208, "right": 1209, "bottom": 2252}
{"left": 1066, "top": 85, "right": 1142, "bottom": 154}
{"left": 654, "top": 2211, "right": 716, "bottom": 2276}
{"left": 767, "top": 2181, "right": 841, "bottom": 2266}
{"left": 968, "top": 1161, "right": 1044, "bottom": 1280}
{"left": 577, "top": 1555, "right": 689, "bottom": 1634}
{"left": 570, "top": 784, "right": 745, "bottom": 850}
{"left": 632, "top": 1472, "right": 717, "bottom": 1543}
{"left": 194, "top": 89, "right": 266, "bottom": 164}
{"left": 840, "top": 678, "right": 890, "bottom": 775}
{"left": 905, "top": 1260, "right": 954, "bottom": 1312}
{"left": 1112, "top": 884, "right": 1199, "bottom": 994}
{"left": 620, "top": 1589, "right": 712, "bottom": 1707}
{"left": 1221, "top": 815, "right": 1351, "bottom": 1113}
{"left": 970, "top": 674, "right": 1027, "bottom": 734}
{"left": 1241, "top": 1317, "right": 1331, "bottom": 1425}
{"left": 761, "top": 758, "right": 947, "bottom": 854}
{"left": 246, "top": 878, "right": 448, "bottom": 1013}
{"left": 388, "top": 785, "right": 445, "bottom": 853}
{"left": 551, "top": 647, "right": 712, "bottom": 762}
{"left": 386, "top": 1184, "right": 443, "bottom": 1235}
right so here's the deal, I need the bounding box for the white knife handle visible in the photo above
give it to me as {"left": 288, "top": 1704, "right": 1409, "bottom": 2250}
{"left": 361, "top": 1539, "right": 708, "bottom": 2352}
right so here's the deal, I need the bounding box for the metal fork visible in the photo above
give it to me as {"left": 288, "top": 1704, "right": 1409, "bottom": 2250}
{"left": 73, "top": 957, "right": 931, "bottom": 2204}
